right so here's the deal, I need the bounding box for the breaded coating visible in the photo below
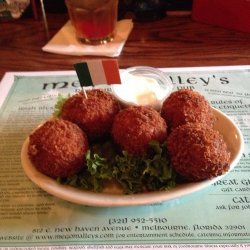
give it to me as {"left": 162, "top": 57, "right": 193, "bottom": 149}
{"left": 161, "top": 89, "right": 215, "bottom": 130}
{"left": 61, "top": 89, "right": 120, "bottom": 141}
{"left": 112, "top": 106, "right": 167, "bottom": 156}
{"left": 28, "top": 119, "right": 88, "bottom": 178}
{"left": 167, "top": 123, "right": 231, "bottom": 181}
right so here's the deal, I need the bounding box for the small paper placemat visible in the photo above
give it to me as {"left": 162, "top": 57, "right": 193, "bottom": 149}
{"left": 42, "top": 19, "right": 133, "bottom": 57}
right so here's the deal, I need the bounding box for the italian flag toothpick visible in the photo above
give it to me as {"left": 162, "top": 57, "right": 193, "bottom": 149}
{"left": 74, "top": 59, "right": 121, "bottom": 87}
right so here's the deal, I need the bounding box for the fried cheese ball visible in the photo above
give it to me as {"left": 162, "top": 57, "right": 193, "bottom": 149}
{"left": 28, "top": 118, "right": 88, "bottom": 178}
{"left": 161, "top": 89, "right": 215, "bottom": 131}
{"left": 112, "top": 106, "right": 167, "bottom": 156}
{"left": 167, "top": 123, "right": 231, "bottom": 181}
{"left": 61, "top": 89, "right": 120, "bottom": 141}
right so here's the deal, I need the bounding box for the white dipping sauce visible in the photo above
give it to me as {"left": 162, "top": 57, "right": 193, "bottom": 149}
{"left": 112, "top": 71, "right": 172, "bottom": 110}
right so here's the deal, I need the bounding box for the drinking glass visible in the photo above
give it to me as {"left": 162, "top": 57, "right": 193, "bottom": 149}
{"left": 65, "top": 0, "right": 118, "bottom": 45}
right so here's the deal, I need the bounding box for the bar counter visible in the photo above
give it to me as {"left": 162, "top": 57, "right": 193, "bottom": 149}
{"left": 1, "top": 13, "right": 250, "bottom": 79}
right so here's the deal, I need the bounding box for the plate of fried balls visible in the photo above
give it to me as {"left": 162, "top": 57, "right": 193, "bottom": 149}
{"left": 21, "top": 88, "right": 244, "bottom": 207}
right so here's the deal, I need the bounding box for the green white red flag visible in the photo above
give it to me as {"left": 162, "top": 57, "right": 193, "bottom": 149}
{"left": 74, "top": 59, "right": 121, "bottom": 87}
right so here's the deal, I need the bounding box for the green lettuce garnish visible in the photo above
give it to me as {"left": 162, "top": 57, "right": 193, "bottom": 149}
{"left": 53, "top": 93, "right": 70, "bottom": 117}
{"left": 113, "top": 141, "right": 176, "bottom": 194}
{"left": 57, "top": 141, "right": 176, "bottom": 194}
{"left": 57, "top": 141, "right": 116, "bottom": 192}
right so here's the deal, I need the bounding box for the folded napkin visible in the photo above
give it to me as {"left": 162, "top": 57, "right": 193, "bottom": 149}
{"left": 42, "top": 19, "right": 133, "bottom": 57}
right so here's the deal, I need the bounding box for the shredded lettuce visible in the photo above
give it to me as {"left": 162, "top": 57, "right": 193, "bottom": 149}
{"left": 53, "top": 93, "right": 70, "bottom": 117}
{"left": 57, "top": 141, "right": 176, "bottom": 194}
{"left": 57, "top": 141, "right": 116, "bottom": 192}
{"left": 113, "top": 141, "right": 176, "bottom": 194}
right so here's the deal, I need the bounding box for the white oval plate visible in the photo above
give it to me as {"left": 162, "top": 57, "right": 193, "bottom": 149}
{"left": 21, "top": 108, "right": 244, "bottom": 207}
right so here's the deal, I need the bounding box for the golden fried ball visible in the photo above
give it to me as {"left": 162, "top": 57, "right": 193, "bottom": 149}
{"left": 61, "top": 89, "right": 120, "bottom": 141}
{"left": 161, "top": 89, "right": 215, "bottom": 131}
{"left": 167, "top": 123, "right": 231, "bottom": 181}
{"left": 28, "top": 118, "right": 88, "bottom": 178}
{"left": 112, "top": 106, "right": 167, "bottom": 156}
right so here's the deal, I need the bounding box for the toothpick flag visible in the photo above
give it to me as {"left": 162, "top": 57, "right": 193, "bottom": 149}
{"left": 74, "top": 59, "right": 121, "bottom": 87}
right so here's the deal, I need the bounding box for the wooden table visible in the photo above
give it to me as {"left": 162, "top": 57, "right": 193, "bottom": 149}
{"left": 1, "top": 13, "right": 250, "bottom": 80}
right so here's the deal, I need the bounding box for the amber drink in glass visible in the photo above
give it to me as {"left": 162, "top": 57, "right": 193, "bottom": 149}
{"left": 65, "top": 0, "right": 118, "bottom": 45}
